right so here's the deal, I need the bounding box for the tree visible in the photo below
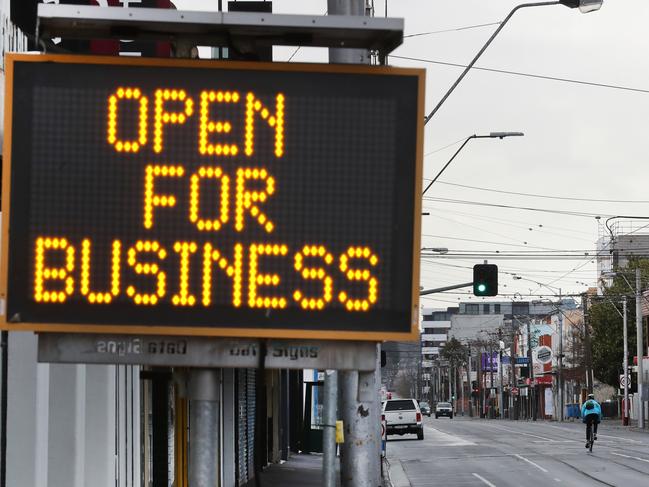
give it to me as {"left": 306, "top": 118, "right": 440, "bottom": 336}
{"left": 590, "top": 258, "right": 649, "bottom": 387}
{"left": 440, "top": 337, "right": 468, "bottom": 368}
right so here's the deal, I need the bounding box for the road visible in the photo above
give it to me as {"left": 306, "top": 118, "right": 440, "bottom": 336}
{"left": 386, "top": 417, "right": 649, "bottom": 487}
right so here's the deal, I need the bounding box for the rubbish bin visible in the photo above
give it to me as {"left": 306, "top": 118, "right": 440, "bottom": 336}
{"left": 565, "top": 403, "right": 579, "bottom": 419}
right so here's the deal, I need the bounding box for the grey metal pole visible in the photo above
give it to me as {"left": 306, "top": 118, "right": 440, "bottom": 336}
{"left": 558, "top": 289, "right": 564, "bottom": 421}
{"left": 330, "top": 2, "right": 379, "bottom": 484}
{"left": 328, "top": 0, "right": 370, "bottom": 64}
{"left": 323, "top": 370, "right": 338, "bottom": 487}
{"left": 527, "top": 320, "right": 536, "bottom": 421}
{"left": 467, "top": 347, "right": 473, "bottom": 417}
{"left": 188, "top": 369, "right": 221, "bottom": 487}
{"left": 623, "top": 297, "right": 629, "bottom": 426}
{"left": 423, "top": 1, "right": 561, "bottom": 124}
{"left": 499, "top": 349, "right": 504, "bottom": 419}
{"left": 636, "top": 268, "right": 644, "bottom": 429}
{"left": 340, "top": 366, "right": 380, "bottom": 487}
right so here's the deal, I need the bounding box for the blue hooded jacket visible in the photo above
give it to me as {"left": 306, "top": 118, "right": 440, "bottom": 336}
{"left": 581, "top": 399, "right": 602, "bottom": 422}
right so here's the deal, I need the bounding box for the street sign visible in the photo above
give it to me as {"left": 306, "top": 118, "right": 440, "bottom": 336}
{"left": 536, "top": 346, "right": 553, "bottom": 364}
{"left": 0, "top": 54, "right": 424, "bottom": 341}
{"left": 37, "top": 333, "right": 378, "bottom": 370}
{"left": 619, "top": 374, "right": 631, "bottom": 389}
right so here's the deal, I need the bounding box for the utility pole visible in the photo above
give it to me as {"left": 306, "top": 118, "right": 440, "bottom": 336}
{"left": 636, "top": 268, "right": 644, "bottom": 429}
{"left": 467, "top": 346, "right": 473, "bottom": 417}
{"left": 581, "top": 292, "right": 594, "bottom": 394}
{"left": 329, "top": 2, "right": 381, "bottom": 484}
{"left": 558, "top": 288, "right": 564, "bottom": 422}
{"left": 526, "top": 320, "right": 536, "bottom": 421}
{"left": 188, "top": 369, "right": 220, "bottom": 487}
{"left": 510, "top": 333, "right": 517, "bottom": 420}
{"left": 489, "top": 343, "right": 494, "bottom": 418}
{"left": 323, "top": 370, "right": 338, "bottom": 487}
{"left": 498, "top": 329, "right": 504, "bottom": 419}
{"left": 623, "top": 297, "right": 629, "bottom": 426}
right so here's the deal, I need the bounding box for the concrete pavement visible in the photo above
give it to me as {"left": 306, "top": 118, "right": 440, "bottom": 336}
{"left": 253, "top": 453, "right": 342, "bottom": 487}
{"left": 386, "top": 416, "right": 649, "bottom": 487}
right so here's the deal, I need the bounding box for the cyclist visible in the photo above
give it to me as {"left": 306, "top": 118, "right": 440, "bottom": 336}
{"left": 581, "top": 393, "right": 602, "bottom": 448}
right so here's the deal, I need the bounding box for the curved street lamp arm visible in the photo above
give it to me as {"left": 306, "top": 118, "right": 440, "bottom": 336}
{"left": 423, "top": 1, "right": 561, "bottom": 125}
{"left": 422, "top": 135, "right": 477, "bottom": 195}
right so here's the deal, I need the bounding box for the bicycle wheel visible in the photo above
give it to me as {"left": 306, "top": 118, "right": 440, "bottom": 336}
{"left": 587, "top": 423, "right": 593, "bottom": 452}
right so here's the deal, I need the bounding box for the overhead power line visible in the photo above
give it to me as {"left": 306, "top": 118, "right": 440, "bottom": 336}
{"left": 423, "top": 196, "right": 611, "bottom": 218}
{"left": 404, "top": 21, "right": 501, "bottom": 38}
{"left": 390, "top": 55, "right": 649, "bottom": 95}
{"left": 435, "top": 180, "right": 649, "bottom": 204}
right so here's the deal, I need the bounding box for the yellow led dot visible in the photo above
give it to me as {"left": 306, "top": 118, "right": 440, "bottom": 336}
{"left": 346, "top": 301, "right": 354, "bottom": 310}
{"left": 339, "top": 292, "right": 347, "bottom": 302}
{"left": 293, "top": 290, "right": 302, "bottom": 301}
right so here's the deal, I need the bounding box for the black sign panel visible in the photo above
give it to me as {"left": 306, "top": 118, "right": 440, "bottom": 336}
{"left": 1, "top": 54, "right": 423, "bottom": 340}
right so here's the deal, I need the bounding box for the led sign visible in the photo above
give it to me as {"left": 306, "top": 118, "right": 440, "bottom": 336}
{"left": 1, "top": 54, "right": 423, "bottom": 340}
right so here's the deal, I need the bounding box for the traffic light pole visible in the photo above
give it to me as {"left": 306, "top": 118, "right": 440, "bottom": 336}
{"left": 420, "top": 282, "right": 473, "bottom": 295}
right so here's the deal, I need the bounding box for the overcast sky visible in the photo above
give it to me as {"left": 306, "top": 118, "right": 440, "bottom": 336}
{"left": 172, "top": 0, "right": 649, "bottom": 310}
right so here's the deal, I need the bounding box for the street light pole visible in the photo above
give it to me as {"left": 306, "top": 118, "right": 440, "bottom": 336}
{"left": 558, "top": 287, "right": 564, "bottom": 422}
{"left": 423, "top": 0, "right": 603, "bottom": 124}
{"left": 636, "top": 268, "right": 644, "bottom": 429}
{"left": 623, "top": 297, "right": 629, "bottom": 426}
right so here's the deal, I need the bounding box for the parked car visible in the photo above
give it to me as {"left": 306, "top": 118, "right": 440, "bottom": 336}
{"left": 435, "top": 402, "right": 453, "bottom": 419}
{"left": 382, "top": 398, "right": 424, "bottom": 440}
{"left": 419, "top": 401, "right": 431, "bottom": 417}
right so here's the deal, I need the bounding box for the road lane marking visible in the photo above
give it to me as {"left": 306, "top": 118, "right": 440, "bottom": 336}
{"left": 542, "top": 424, "right": 644, "bottom": 444}
{"left": 482, "top": 423, "right": 554, "bottom": 441}
{"left": 423, "top": 425, "right": 475, "bottom": 446}
{"left": 472, "top": 473, "right": 497, "bottom": 487}
{"left": 611, "top": 452, "right": 649, "bottom": 463}
{"left": 514, "top": 454, "right": 548, "bottom": 473}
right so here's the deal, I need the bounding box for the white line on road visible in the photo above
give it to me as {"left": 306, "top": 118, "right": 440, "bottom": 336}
{"left": 481, "top": 423, "right": 554, "bottom": 441}
{"left": 472, "top": 473, "right": 497, "bottom": 487}
{"left": 514, "top": 454, "right": 548, "bottom": 473}
{"left": 542, "top": 424, "right": 644, "bottom": 444}
{"left": 611, "top": 452, "right": 649, "bottom": 464}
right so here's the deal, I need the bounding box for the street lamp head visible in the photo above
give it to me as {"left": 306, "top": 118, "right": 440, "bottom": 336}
{"left": 422, "top": 247, "right": 449, "bottom": 254}
{"left": 489, "top": 131, "right": 525, "bottom": 139}
{"left": 559, "top": 0, "right": 603, "bottom": 13}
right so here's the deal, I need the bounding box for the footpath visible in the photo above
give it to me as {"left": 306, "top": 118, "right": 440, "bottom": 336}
{"left": 253, "top": 453, "right": 340, "bottom": 487}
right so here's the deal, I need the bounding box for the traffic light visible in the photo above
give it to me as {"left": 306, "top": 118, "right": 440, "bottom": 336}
{"left": 473, "top": 264, "right": 498, "bottom": 296}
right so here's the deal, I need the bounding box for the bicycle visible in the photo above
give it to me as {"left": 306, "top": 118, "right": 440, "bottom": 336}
{"left": 586, "top": 421, "right": 594, "bottom": 452}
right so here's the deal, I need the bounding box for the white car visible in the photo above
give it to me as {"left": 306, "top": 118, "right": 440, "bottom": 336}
{"left": 382, "top": 398, "right": 424, "bottom": 440}
{"left": 435, "top": 402, "right": 453, "bottom": 419}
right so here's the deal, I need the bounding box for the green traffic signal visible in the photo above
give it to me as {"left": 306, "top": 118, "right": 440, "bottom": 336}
{"left": 473, "top": 264, "right": 498, "bottom": 296}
